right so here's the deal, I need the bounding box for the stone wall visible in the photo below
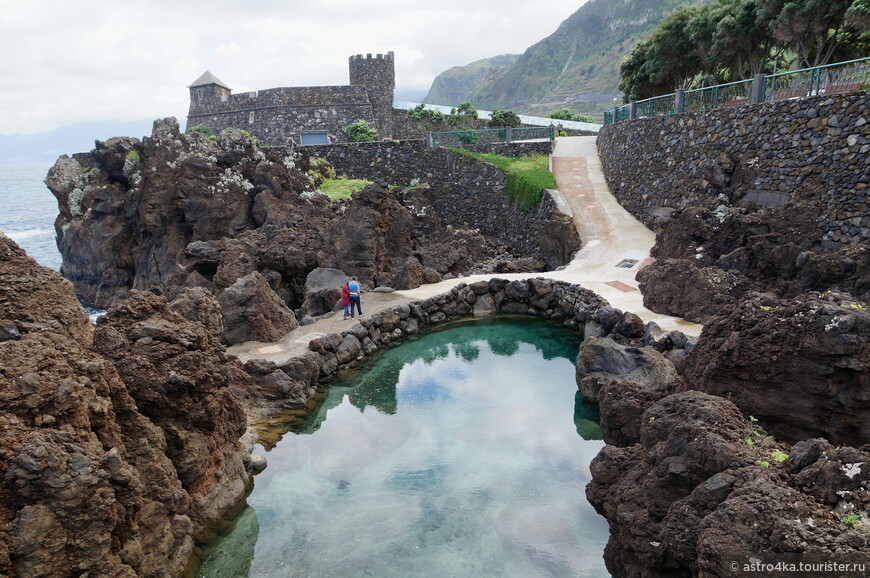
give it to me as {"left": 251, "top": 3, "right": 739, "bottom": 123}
{"left": 307, "top": 140, "right": 568, "bottom": 262}
{"left": 187, "top": 53, "right": 403, "bottom": 146}
{"left": 309, "top": 139, "right": 554, "bottom": 186}
{"left": 242, "top": 278, "right": 692, "bottom": 424}
{"left": 597, "top": 92, "right": 870, "bottom": 245}
{"left": 188, "top": 87, "right": 375, "bottom": 147}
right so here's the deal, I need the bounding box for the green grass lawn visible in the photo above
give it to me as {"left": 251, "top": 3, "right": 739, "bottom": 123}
{"left": 318, "top": 177, "right": 373, "bottom": 200}
{"left": 448, "top": 149, "right": 556, "bottom": 211}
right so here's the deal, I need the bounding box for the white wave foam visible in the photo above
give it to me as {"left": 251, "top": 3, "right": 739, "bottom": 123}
{"left": 7, "top": 228, "right": 53, "bottom": 241}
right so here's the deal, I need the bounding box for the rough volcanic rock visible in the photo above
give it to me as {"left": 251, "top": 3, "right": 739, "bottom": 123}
{"left": 639, "top": 205, "right": 870, "bottom": 321}
{"left": 47, "top": 120, "right": 555, "bottom": 341}
{"left": 0, "top": 231, "right": 93, "bottom": 346}
{"left": 218, "top": 271, "right": 298, "bottom": 345}
{"left": 575, "top": 336, "right": 681, "bottom": 404}
{"left": 298, "top": 267, "right": 350, "bottom": 319}
{"left": 586, "top": 390, "right": 870, "bottom": 576}
{"left": 680, "top": 292, "right": 870, "bottom": 446}
{"left": 636, "top": 258, "right": 751, "bottom": 324}
{"left": 92, "top": 290, "right": 253, "bottom": 533}
{"left": 1, "top": 235, "right": 253, "bottom": 577}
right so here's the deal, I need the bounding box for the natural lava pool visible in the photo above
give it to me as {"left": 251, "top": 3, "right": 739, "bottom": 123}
{"left": 196, "top": 317, "right": 609, "bottom": 577}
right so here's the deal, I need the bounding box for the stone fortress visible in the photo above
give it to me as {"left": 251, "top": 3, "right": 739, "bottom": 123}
{"left": 187, "top": 51, "right": 411, "bottom": 146}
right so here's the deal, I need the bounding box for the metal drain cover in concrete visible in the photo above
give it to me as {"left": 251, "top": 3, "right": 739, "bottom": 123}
{"left": 616, "top": 259, "right": 639, "bottom": 268}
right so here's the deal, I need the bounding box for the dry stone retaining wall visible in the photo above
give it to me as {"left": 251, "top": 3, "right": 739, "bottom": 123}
{"left": 309, "top": 140, "right": 568, "bottom": 262}
{"left": 242, "top": 278, "right": 693, "bottom": 413}
{"left": 309, "top": 139, "right": 554, "bottom": 186}
{"left": 597, "top": 92, "right": 870, "bottom": 245}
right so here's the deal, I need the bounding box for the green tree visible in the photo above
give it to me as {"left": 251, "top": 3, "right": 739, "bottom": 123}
{"left": 448, "top": 102, "right": 478, "bottom": 128}
{"left": 686, "top": 2, "right": 729, "bottom": 83}
{"left": 759, "top": 0, "right": 861, "bottom": 68}
{"left": 618, "top": 41, "right": 673, "bottom": 101}
{"left": 713, "top": 0, "right": 783, "bottom": 78}
{"left": 645, "top": 7, "right": 705, "bottom": 90}
{"left": 407, "top": 104, "right": 446, "bottom": 128}
{"left": 546, "top": 109, "right": 597, "bottom": 123}
{"left": 488, "top": 109, "right": 522, "bottom": 128}
{"left": 847, "top": 0, "right": 870, "bottom": 27}
{"left": 345, "top": 120, "right": 378, "bottom": 142}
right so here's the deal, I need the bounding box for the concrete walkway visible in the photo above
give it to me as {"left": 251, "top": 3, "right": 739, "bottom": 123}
{"left": 228, "top": 136, "right": 701, "bottom": 366}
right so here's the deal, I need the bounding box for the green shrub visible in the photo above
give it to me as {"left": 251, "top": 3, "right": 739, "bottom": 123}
{"left": 488, "top": 109, "right": 521, "bottom": 128}
{"left": 546, "top": 109, "right": 597, "bottom": 123}
{"left": 125, "top": 150, "right": 140, "bottom": 163}
{"left": 345, "top": 120, "right": 378, "bottom": 142}
{"left": 448, "top": 149, "right": 555, "bottom": 212}
{"left": 770, "top": 449, "right": 788, "bottom": 462}
{"left": 843, "top": 513, "right": 861, "bottom": 526}
{"left": 407, "top": 104, "right": 446, "bottom": 128}
{"left": 457, "top": 130, "right": 478, "bottom": 145}
{"left": 318, "top": 177, "right": 372, "bottom": 199}
{"left": 448, "top": 102, "right": 478, "bottom": 128}
{"left": 189, "top": 124, "right": 214, "bottom": 138}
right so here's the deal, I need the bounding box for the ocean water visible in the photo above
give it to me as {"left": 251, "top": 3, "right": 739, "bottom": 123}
{"left": 0, "top": 162, "right": 62, "bottom": 270}
{"left": 196, "top": 318, "right": 609, "bottom": 578}
{"left": 0, "top": 162, "right": 106, "bottom": 319}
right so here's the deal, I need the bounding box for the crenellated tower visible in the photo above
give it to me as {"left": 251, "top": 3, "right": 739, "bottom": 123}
{"left": 348, "top": 52, "right": 395, "bottom": 138}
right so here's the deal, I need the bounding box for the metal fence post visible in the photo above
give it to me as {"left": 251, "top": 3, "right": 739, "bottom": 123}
{"left": 506, "top": 126, "right": 512, "bottom": 143}
{"left": 613, "top": 107, "right": 619, "bottom": 123}
{"left": 629, "top": 101, "right": 637, "bottom": 120}
{"left": 426, "top": 131, "right": 433, "bottom": 147}
{"left": 751, "top": 73, "right": 766, "bottom": 104}
{"left": 675, "top": 89, "right": 685, "bottom": 113}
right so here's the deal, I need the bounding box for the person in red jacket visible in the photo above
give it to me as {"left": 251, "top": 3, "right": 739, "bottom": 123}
{"left": 341, "top": 281, "right": 351, "bottom": 320}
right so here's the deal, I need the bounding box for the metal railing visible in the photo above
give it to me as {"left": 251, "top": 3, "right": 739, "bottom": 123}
{"left": 684, "top": 78, "right": 754, "bottom": 111}
{"left": 764, "top": 57, "right": 870, "bottom": 101}
{"left": 635, "top": 94, "right": 677, "bottom": 118}
{"left": 604, "top": 56, "right": 869, "bottom": 125}
{"left": 428, "top": 126, "right": 555, "bottom": 147}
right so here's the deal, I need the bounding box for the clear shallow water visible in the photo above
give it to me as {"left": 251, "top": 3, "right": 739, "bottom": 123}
{"left": 197, "top": 318, "right": 609, "bottom": 578}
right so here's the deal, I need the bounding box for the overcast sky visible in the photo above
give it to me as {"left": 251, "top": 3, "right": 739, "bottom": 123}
{"left": 0, "top": 0, "right": 585, "bottom": 135}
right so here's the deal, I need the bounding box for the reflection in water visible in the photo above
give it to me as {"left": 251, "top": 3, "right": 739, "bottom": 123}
{"left": 196, "top": 318, "right": 609, "bottom": 577}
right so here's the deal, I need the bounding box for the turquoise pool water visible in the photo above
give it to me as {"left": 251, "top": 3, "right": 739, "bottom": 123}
{"left": 196, "top": 317, "right": 609, "bottom": 577}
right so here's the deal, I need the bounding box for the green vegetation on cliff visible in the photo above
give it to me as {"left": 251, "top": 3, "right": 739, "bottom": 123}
{"left": 449, "top": 149, "right": 555, "bottom": 211}
{"left": 424, "top": 54, "right": 519, "bottom": 106}
{"left": 425, "top": 0, "right": 701, "bottom": 118}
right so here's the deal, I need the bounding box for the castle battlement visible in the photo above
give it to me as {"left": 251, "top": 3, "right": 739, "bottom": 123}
{"left": 349, "top": 51, "right": 395, "bottom": 62}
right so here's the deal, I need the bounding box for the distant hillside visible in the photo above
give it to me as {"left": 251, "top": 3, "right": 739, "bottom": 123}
{"left": 0, "top": 119, "right": 158, "bottom": 164}
{"left": 424, "top": 54, "right": 519, "bottom": 107}
{"left": 426, "top": 0, "right": 701, "bottom": 117}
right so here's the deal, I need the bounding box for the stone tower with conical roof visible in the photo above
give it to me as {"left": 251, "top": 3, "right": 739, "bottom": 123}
{"left": 187, "top": 71, "right": 233, "bottom": 122}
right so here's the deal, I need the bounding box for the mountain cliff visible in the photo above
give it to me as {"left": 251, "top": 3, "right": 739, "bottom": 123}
{"left": 424, "top": 54, "right": 519, "bottom": 107}
{"left": 425, "top": 0, "right": 701, "bottom": 116}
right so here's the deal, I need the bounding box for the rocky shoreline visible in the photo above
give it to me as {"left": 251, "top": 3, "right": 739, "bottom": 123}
{"left": 3, "top": 119, "right": 869, "bottom": 576}
{"left": 581, "top": 288, "right": 870, "bottom": 575}
{"left": 1, "top": 234, "right": 261, "bottom": 576}
{"left": 581, "top": 148, "right": 870, "bottom": 574}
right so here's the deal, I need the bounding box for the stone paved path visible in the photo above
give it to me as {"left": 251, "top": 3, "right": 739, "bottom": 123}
{"left": 228, "top": 136, "right": 701, "bottom": 365}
